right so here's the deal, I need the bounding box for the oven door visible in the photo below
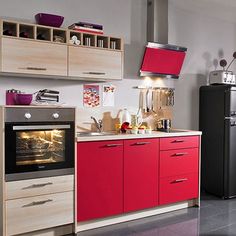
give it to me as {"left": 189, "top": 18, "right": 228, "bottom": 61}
{"left": 5, "top": 122, "right": 74, "bottom": 181}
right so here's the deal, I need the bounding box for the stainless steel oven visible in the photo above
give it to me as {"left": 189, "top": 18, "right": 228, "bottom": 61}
{"left": 5, "top": 107, "right": 75, "bottom": 181}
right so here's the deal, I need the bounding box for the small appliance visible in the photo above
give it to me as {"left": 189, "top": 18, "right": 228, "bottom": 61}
{"left": 209, "top": 52, "right": 236, "bottom": 85}
{"left": 209, "top": 70, "right": 235, "bottom": 85}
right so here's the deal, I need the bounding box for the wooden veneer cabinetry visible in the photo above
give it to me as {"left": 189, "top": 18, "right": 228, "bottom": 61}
{"left": 5, "top": 175, "right": 74, "bottom": 236}
{"left": 0, "top": 19, "right": 124, "bottom": 80}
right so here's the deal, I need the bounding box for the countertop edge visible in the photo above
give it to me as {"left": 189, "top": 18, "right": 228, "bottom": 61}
{"left": 76, "top": 130, "right": 202, "bottom": 142}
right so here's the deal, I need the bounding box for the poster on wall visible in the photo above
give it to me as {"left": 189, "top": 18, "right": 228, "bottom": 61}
{"left": 83, "top": 85, "right": 100, "bottom": 108}
{"left": 102, "top": 85, "right": 115, "bottom": 107}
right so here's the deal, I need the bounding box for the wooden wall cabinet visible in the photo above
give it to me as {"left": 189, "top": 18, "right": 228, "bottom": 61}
{"left": 0, "top": 19, "right": 124, "bottom": 81}
{"left": 1, "top": 38, "right": 67, "bottom": 76}
{"left": 68, "top": 47, "right": 123, "bottom": 80}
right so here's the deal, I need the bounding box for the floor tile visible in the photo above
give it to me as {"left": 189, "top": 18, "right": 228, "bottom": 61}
{"left": 76, "top": 193, "right": 236, "bottom": 236}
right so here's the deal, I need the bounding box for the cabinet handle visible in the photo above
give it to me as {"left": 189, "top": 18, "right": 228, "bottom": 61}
{"left": 105, "top": 144, "right": 123, "bottom": 147}
{"left": 83, "top": 72, "right": 106, "bottom": 75}
{"left": 172, "top": 139, "right": 184, "bottom": 143}
{"left": 172, "top": 178, "right": 188, "bottom": 183}
{"left": 22, "top": 199, "right": 53, "bottom": 208}
{"left": 23, "top": 182, "right": 53, "bottom": 189}
{"left": 172, "top": 152, "right": 188, "bottom": 157}
{"left": 19, "top": 67, "right": 47, "bottom": 71}
{"left": 134, "top": 142, "right": 151, "bottom": 145}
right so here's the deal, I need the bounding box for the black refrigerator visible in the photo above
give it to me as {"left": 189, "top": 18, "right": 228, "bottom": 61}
{"left": 200, "top": 84, "right": 236, "bottom": 198}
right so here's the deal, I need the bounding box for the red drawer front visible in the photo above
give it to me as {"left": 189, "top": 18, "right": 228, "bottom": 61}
{"left": 160, "top": 148, "right": 199, "bottom": 178}
{"left": 160, "top": 136, "right": 199, "bottom": 150}
{"left": 159, "top": 173, "right": 199, "bottom": 205}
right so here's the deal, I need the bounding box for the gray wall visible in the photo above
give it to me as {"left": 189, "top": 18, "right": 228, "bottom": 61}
{"left": 1, "top": 0, "right": 236, "bottom": 130}
{"left": 0, "top": 0, "right": 147, "bottom": 111}
{"left": 169, "top": 0, "right": 236, "bottom": 129}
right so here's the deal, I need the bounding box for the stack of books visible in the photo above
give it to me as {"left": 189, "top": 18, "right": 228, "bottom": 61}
{"left": 68, "top": 22, "right": 103, "bottom": 35}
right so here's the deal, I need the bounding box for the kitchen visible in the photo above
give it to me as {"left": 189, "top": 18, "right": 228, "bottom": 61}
{"left": 0, "top": 0, "right": 236, "bottom": 236}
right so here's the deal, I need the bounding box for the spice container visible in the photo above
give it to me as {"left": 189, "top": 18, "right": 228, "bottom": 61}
{"left": 6, "top": 89, "right": 21, "bottom": 105}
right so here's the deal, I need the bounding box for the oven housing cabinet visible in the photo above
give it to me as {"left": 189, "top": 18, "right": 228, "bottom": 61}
{"left": 4, "top": 107, "right": 75, "bottom": 182}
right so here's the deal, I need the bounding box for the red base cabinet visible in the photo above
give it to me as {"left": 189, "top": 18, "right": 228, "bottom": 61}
{"left": 159, "top": 136, "right": 199, "bottom": 205}
{"left": 124, "top": 139, "right": 159, "bottom": 212}
{"left": 76, "top": 135, "right": 200, "bottom": 222}
{"left": 77, "top": 141, "right": 123, "bottom": 222}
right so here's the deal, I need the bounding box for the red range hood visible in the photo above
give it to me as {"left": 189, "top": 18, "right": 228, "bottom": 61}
{"left": 140, "top": 43, "right": 187, "bottom": 79}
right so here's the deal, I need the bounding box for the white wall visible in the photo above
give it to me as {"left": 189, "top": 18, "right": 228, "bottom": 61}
{"left": 0, "top": 0, "right": 149, "bottom": 129}
{"left": 169, "top": 0, "right": 236, "bottom": 129}
{"left": 1, "top": 0, "right": 236, "bottom": 130}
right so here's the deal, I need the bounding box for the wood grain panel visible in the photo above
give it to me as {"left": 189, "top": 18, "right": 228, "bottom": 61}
{"left": 1, "top": 38, "right": 67, "bottom": 76}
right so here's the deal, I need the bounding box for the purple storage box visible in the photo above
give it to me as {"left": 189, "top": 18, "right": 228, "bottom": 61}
{"left": 35, "top": 13, "right": 64, "bottom": 27}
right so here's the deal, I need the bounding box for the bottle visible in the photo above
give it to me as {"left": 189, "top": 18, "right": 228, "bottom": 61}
{"left": 121, "top": 108, "right": 131, "bottom": 124}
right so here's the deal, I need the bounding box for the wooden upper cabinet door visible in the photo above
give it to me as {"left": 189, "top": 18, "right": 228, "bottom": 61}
{"left": 68, "top": 46, "right": 123, "bottom": 80}
{"left": 1, "top": 38, "right": 67, "bottom": 76}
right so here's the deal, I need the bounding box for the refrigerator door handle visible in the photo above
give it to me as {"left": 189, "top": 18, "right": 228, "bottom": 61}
{"left": 225, "top": 117, "right": 236, "bottom": 120}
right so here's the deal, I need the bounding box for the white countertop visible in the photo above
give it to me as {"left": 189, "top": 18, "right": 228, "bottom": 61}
{"left": 77, "top": 130, "right": 202, "bottom": 142}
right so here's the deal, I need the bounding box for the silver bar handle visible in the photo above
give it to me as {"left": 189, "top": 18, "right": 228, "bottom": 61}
{"left": 83, "top": 72, "right": 106, "bottom": 75}
{"left": 105, "top": 144, "right": 123, "bottom": 147}
{"left": 172, "top": 152, "right": 188, "bottom": 157}
{"left": 19, "top": 67, "right": 47, "bottom": 71}
{"left": 172, "top": 178, "right": 188, "bottom": 183}
{"left": 172, "top": 139, "right": 184, "bottom": 143}
{"left": 13, "top": 124, "right": 70, "bottom": 131}
{"left": 22, "top": 199, "right": 53, "bottom": 208}
{"left": 134, "top": 142, "right": 151, "bottom": 145}
{"left": 23, "top": 182, "right": 53, "bottom": 189}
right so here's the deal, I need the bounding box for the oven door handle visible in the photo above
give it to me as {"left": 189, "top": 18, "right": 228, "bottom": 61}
{"left": 13, "top": 125, "right": 71, "bottom": 131}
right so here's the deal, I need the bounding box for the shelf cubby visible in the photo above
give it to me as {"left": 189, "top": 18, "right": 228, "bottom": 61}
{"left": 110, "top": 37, "right": 122, "bottom": 50}
{"left": 96, "top": 35, "right": 109, "bottom": 49}
{"left": 36, "top": 26, "right": 52, "bottom": 41}
{"left": 53, "top": 29, "right": 66, "bottom": 43}
{"left": 82, "top": 34, "right": 96, "bottom": 47}
{"left": 19, "top": 24, "right": 35, "bottom": 39}
{"left": 69, "top": 31, "right": 82, "bottom": 45}
{"left": 3, "top": 21, "right": 17, "bottom": 37}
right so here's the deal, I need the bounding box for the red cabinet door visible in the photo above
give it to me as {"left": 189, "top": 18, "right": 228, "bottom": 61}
{"left": 124, "top": 138, "right": 159, "bottom": 213}
{"left": 77, "top": 140, "right": 123, "bottom": 222}
{"left": 159, "top": 173, "right": 199, "bottom": 205}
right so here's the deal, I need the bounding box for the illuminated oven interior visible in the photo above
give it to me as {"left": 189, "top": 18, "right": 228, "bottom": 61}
{"left": 16, "top": 130, "right": 65, "bottom": 166}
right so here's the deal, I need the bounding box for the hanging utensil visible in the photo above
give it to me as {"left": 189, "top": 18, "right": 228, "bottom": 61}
{"left": 146, "top": 89, "right": 150, "bottom": 112}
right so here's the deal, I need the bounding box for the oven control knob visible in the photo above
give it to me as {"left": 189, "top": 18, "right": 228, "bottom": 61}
{"left": 52, "top": 113, "right": 59, "bottom": 119}
{"left": 24, "top": 113, "right": 31, "bottom": 119}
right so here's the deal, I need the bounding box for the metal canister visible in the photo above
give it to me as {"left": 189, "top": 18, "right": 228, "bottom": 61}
{"left": 6, "top": 89, "right": 20, "bottom": 105}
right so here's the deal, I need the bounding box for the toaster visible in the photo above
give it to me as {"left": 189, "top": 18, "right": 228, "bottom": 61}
{"left": 209, "top": 70, "right": 236, "bottom": 85}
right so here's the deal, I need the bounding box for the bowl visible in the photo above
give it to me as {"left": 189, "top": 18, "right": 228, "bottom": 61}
{"left": 35, "top": 13, "right": 64, "bottom": 27}
{"left": 15, "top": 94, "right": 32, "bottom": 105}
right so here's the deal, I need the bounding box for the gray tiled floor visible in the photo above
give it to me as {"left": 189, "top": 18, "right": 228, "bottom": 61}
{"left": 75, "top": 193, "right": 236, "bottom": 236}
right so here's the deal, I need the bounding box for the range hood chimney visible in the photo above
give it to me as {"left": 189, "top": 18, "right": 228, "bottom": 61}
{"left": 140, "top": 0, "right": 187, "bottom": 78}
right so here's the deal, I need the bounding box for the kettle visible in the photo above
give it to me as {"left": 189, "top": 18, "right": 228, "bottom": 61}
{"left": 157, "top": 119, "right": 171, "bottom": 130}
